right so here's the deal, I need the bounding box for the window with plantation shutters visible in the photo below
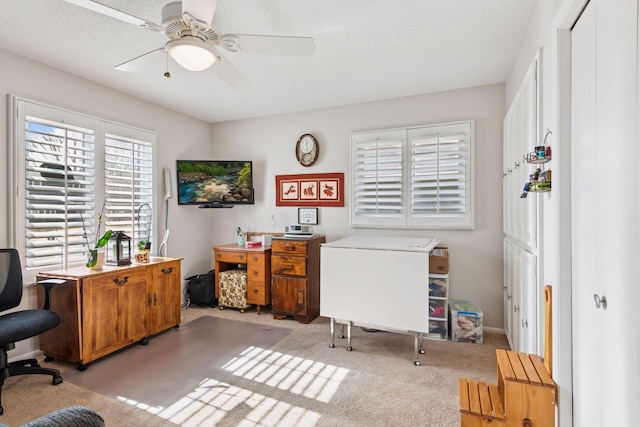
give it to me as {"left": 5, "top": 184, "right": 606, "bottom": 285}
{"left": 351, "top": 121, "right": 474, "bottom": 230}
{"left": 10, "top": 97, "right": 156, "bottom": 282}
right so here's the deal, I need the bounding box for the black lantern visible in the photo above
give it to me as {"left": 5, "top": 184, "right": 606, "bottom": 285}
{"left": 105, "top": 231, "right": 132, "bottom": 266}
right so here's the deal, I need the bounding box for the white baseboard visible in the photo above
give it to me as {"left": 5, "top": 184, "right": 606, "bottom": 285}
{"left": 483, "top": 326, "right": 505, "bottom": 335}
{"left": 9, "top": 349, "right": 43, "bottom": 363}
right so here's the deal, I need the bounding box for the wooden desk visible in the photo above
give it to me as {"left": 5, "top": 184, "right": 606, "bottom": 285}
{"left": 213, "top": 244, "right": 271, "bottom": 314}
{"left": 37, "top": 257, "right": 182, "bottom": 370}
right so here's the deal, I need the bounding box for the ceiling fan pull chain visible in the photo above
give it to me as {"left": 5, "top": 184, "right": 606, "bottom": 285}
{"left": 164, "top": 52, "right": 171, "bottom": 78}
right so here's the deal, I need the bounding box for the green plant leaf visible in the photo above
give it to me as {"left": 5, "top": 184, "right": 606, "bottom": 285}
{"left": 95, "top": 229, "right": 113, "bottom": 249}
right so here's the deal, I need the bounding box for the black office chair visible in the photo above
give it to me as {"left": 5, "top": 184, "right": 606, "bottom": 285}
{"left": 0, "top": 249, "right": 64, "bottom": 416}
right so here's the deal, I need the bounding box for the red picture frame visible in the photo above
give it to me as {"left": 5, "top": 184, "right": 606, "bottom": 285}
{"left": 276, "top": 173, "right": 344, "bottom": 207}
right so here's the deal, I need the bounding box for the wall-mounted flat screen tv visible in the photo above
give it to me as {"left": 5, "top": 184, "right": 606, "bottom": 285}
{"left": 176, "top": 160, "right": 254, "bottom": 206}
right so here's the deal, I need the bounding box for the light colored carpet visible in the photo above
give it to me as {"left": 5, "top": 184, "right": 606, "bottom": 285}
{"left": 0, "top": 306, "right": 509, "bottom": 426}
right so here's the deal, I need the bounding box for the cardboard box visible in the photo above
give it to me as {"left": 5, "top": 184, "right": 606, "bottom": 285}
{"left": 450, "top": 301, "right": 483, "bottom": 344}
{"left": 429, "top": 247, "right": 449, "bottom": 274}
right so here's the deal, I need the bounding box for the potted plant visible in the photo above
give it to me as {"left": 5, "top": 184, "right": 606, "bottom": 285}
{"left": 135, "top": 239, "right": 151, "bottom": 263}
{"left": 87, "top": 229, "right": 113, "bottom": 269}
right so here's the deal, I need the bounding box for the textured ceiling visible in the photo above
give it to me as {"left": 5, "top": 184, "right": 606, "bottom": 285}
{"left": 0, "top": 0, "right": 537, "bottom": 123}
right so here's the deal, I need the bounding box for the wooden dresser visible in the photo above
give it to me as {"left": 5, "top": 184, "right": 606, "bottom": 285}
{"left": 36, "top": 257, "right": 181, "bottom": 370}
{"left": 271, "top": 235, "right": 325, "bottom": 324}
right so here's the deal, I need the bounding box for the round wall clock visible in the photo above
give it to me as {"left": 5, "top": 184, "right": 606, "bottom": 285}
{"left": 295, "top": 133, "right": 319, "bottom": 166}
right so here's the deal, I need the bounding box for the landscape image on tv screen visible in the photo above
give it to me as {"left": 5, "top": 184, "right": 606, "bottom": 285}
{"left": 177, "top": 160, "right": 254, "bottom": 205}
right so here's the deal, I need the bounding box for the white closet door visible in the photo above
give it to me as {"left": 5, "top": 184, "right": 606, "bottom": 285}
{"left": 518, "top": 248, "right": 537, "bottom": 354}
{"left": 571, "top": 0, "right": 639, "bottom": 425}
{"left": 571, "top": 4, "right": 598, "bottom": 423}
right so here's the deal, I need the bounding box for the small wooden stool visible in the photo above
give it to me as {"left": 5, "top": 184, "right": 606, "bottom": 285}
{"left": 459, "top": 286, "right": 557, "bottom": 426}
{"left": 496, "top": 349, "right": 556, "bottom": 426}
{"left": 459, "top": 378, "right": 506, "bottom": 426}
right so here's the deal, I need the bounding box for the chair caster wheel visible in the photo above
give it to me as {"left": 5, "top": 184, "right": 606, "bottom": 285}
{"left": 347, "top": 346, "right": 353, "bottom": 351}
{"left": 419, "top": 349, "right": 425, "bottom": 354}
{"left": 77, "top": 363, "right": 88, "bottom": 371}
{"left": 339, "top": 334, "right": 345, "bottom": 339}
{"left": 329, "top": 343, "right": 335, "bottom": 348}
{"left": 413, "top": 361, "right": 421, "bottom": 366}
{"left": 52, "top": 375, "right": 63, "bottom": 385}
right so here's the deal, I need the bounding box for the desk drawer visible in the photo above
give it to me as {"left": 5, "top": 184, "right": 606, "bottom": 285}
{"left": 247, "top": 266, "right": 267, "bottom": 281}
{"left": 247, "top": 281, "right": 266, "bottom": 305}
{"left": 272, "top": 255, "right": 306, "bottom": 276}
{"left": 215, "top": 251, "right": 247, "bottom": 264}
{"left": 247, "top": 253, "right": 266, "bottom": 267}
{"left": 273, "top": 240, "right": 308, "bottom": 256}
{"left": 86, "top": 267, "right": 147, "bottom": 288}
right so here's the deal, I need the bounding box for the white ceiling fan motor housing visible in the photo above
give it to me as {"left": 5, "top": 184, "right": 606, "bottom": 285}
{"left": 161, "top": 1, "right": 219, "bottom": 42}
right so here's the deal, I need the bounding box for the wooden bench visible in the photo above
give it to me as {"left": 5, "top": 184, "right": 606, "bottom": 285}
{"left": 459, "top": 378, "right": 505, "bottom": 426}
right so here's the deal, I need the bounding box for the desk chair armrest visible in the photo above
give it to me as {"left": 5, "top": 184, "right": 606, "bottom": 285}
{"left": 36, "top": 279, "right": 66, "bottom": 311}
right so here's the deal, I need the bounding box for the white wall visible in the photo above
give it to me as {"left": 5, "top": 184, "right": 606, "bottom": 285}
{"left": 209, "top": 83, "right": 507, "bottom": 329}
{"left": 0, "top": 49, "right": 213, "bottom": 355}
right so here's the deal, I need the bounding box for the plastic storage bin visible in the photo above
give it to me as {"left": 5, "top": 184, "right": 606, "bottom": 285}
{"left": 450, "top": 301, "right": 483, "bottom": 344}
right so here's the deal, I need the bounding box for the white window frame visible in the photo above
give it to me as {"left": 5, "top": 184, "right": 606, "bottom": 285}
{"left": 9, "top": 95, "right": 157, "bottom": 283}
{"left": 350, "top": 120, "right": 474, "bottom": 230}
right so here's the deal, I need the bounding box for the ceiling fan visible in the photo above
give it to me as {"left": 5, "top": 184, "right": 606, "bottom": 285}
{"left": 62, "top": 0, "right": 316, "bottom": 88}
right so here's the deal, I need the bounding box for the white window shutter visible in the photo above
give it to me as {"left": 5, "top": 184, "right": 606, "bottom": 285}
{"left": 409, "top": 122, "right": 473, "bottom": 228}
{"left": 351, "top": 130, "right": 405, "bottom": 227}
{"left": 104, "top": 130, "right": 154, "bottom": 249}
{"left": 24, "top": 116, "right": 95, "bottom": 268}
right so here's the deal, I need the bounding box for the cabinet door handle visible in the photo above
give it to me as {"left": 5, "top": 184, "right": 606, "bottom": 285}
{"left": 253, "top": 288, "right": 259, "bottom": 294}
{"left": 154, "top": 292, "right": 158, "bottom": 306}
{"left": 161, "top": 267, "right": 173, "bottom": 274}
{"left": 113, "top": 276, "right": 128, "bottom": 285}
{"left": 297, "top": 290, "right": 304, "bottom": 304}
{"left": 285, "top": 245, "right": 296, "bottom": 251}
{"left": 238, "top": 254, "right": 244, "bottom": 260}
{"left": 147, "top": 294, "right": 152, "bottom": 307}
{"left": 252, "top": 270, "right": 259, "bottom": 276}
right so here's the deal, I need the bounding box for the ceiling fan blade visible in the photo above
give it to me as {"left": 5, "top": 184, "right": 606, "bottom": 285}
{"left": 61, "top": 0, "right": 163, "bottom": 32}
{"left": 115, "top": 48, "right": 166, "bottom": 72}
{"left": 219, "top": 34, "right": 316, "bottom": 56}
{"left": 182, "top": 0, "right": 218, "bottom": 29}
{"left": 213, "top": 52, "right": 250, "bottom": 90}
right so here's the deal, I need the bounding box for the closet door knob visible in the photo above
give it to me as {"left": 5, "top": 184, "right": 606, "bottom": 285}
{"left": 593, "top": 294, "right": 607, "bottom": 310}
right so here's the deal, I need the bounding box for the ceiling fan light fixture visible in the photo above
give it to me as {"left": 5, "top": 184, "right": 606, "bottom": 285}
{"left": 167, "top": 38, "right": 217, "bottom": 71}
